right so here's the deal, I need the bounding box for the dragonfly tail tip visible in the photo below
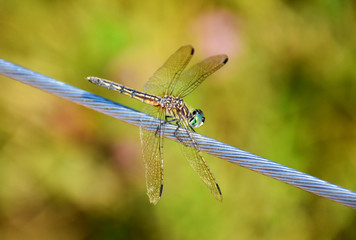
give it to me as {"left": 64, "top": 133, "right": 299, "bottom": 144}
{"left": 87, "top": 76, "right": 95, "bottom": 82}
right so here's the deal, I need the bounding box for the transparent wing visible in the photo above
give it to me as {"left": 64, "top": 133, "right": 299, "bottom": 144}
{"left": 144, "top": 45, "right": 194, "bottom": 96}
{"left": 140, "top": 106, "right": 165, "bottom": 204}
{"left": 175, "top": 122, "right": 222, "bottom": 201}
{"left": 172, "top": 55, "right": 228, "bottom": 98}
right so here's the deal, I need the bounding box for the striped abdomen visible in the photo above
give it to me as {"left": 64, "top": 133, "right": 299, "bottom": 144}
{"left": 87, "top": 76, "right": 161, "bottom": 106}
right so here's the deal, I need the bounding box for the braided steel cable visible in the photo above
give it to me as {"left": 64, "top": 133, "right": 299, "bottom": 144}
{"left": 1, "top": 58, "right": 355, "bottom": 209}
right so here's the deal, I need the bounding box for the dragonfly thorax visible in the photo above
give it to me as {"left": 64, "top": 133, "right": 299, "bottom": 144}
{"left": 160, "top": 95, "right": 185, "bottom": 110}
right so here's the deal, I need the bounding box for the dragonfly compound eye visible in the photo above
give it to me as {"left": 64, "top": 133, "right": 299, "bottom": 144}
{"left": 189, "top": 109, "right": 205, "bottom": 128}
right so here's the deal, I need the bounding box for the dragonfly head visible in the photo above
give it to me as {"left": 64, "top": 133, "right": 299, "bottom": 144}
{"left": 189, "top": 109, "right": 205, "bottom": 128}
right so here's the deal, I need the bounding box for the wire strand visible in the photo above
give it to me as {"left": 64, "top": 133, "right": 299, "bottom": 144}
{"left": 1, "top": 58, "right": 355, "bottom": 209}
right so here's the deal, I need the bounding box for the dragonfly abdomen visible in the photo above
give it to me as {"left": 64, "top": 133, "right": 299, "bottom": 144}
{"left": 131, "top": 91, "right": 161, "bottom": 106}
{"left": 87, "top": 76, "right": 161, "bottom": 106}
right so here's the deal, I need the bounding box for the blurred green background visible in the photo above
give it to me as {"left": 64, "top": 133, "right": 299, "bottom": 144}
{"left": 1, "top": 0, "right": 356, "bottom": 239}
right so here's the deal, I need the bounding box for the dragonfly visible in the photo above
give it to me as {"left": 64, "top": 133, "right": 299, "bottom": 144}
{"left": 87, "top": 45, "right": 228, "bottom": 204}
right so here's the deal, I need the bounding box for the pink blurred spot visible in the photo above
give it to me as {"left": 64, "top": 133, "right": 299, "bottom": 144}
{"left": 191, "top": 10, "right": 242, "bottom": 57}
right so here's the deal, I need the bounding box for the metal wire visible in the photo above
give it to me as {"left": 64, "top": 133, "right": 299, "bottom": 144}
{"left": 1, "top": 58, "right": 356, "bottom": 209}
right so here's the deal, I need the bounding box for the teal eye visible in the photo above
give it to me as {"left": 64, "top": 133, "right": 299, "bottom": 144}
{"left": 189, "top": 109, "right": 205, "bottom": 128}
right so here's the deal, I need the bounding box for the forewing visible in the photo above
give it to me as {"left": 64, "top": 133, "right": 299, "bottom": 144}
{"left": 140, "top": 106, "right": 165, "bottom": 204}
{"left": 144, "top": 45, "right": 194, "bottom": 96}
{"left": 176, "top": 123, "right": 222, "bottom": 201}
{"left": 173, "top": 55, "right": 228, "bottom": 98}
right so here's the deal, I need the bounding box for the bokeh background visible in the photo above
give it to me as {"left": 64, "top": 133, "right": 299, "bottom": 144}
{"left": 1, "top": 0, "right": 356, "bottom": 239}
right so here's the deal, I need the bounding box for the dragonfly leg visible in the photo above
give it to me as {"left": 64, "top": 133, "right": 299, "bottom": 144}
{"left": 165, "top": 115, "right": 176, "bottom": 123}
{"left": 154, "top": 116, "right": 175, "bottom": 136}
{"left": 174, "top": 123, "right": 188, "bottom": 145}
{"left": 189, "top": 126, "right": 196, "bottom": 133}
{"left": 154, "top": 123, "right": 162, "bottom": 136}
